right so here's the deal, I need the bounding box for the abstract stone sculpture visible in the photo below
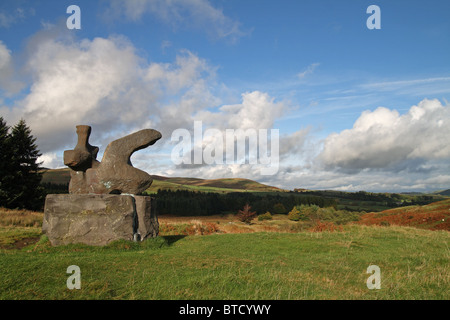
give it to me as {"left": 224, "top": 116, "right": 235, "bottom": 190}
{"left": 64, "top": 125, "right": 162, "bottom": 195}
{"left": 43, "top": 125, "right": 162, "bottom": 246}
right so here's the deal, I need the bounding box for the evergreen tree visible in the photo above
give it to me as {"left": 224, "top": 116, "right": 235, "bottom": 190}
{"left": 3, "top": 119, "right": 44, "bottom": 210}
{"left": 0, "top": 117, "right": 11, "bottom": 205}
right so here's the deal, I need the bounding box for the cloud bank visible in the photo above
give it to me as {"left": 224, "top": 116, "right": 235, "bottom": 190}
{"left": 1, "top": 30, "right": 294, "bottom": 176}
{"left": 1, "top": 33, "right": 219, "bottom": 153}
{"left": 319, "top": 99, "right": 450, "bottom": 172}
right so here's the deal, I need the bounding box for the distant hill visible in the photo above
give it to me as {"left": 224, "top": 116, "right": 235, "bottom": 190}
{"left": 40, "top": 168, "right": 71, "bottom": 185}
{"left": 433, "top": 189, "right": 450, "bottom": 196}
{"left": 40, "top": 168, "right": 287, "bottom": 193}
{"left": 357, "top": 199, "right": 450, "bottom": 231}
{"left": 148, "top": 175, "right": 286, "bottom": 193}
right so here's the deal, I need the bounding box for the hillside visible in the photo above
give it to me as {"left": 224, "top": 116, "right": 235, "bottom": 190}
{"left": 434, "top": 189, "right": 450, "bottom": 196}
{"left": 40, "top": 168, "right": 71, "bottom": 185}
{"left": 40, "top": 168, "right": 287, "bottom": 193}
{"left": 147, "top": 175, "right": 286, "bottom": 193}
{"left": 357, "top": 199, "right": 450, "bottom": 231}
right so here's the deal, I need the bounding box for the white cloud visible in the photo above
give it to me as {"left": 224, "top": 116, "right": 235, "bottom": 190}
{"left": 197, "top": 91, "right": 286, "bottom": 130}
{"left": 0, "top": 7, "right": 34, "bottom": 28}
{"left": 278, "top": 128, "right": 310, "bottom": 158}
{"left": 2, "top": 30, "right": 287, "bottom": 178}
{"left": 0, "top": 41, "right": 12, "bottom": 83}
{"left": 105, "top": 0, "right": 248, "bottom": 42}
{"left": 0, "top": 41, "right": 10, "bottom": 69}
{"left": 357, "top": 76, "right": 450, "bottom": 98}
{"left": 319, "top": 98, "right": 450, "bottom": 171}
{"left": 360, "top": 77, "right": 450, "bottom": 91}
{"left": 167, "top": 91, "right": 291, "bottom": 177}
{"left": 1, "top": 32, "right": 218, "bottom": 154}
{"left": 4, "top": 26, "right": 448, "bottom": 193}
{"left": 145, "top": 50, "right": 216, "bottom": 94}
{"left": 38, "top": 152, "right": 62, "bottom": 169}
{"left": 297, "top": 63, "right": 320, "bottom": 79}
{"left": 0, "top": 41, "right": 23, "bottom": 95}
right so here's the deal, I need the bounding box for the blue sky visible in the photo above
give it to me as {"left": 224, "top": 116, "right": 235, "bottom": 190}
{"left": 1, "top": 0, "right": 450, "bottom": 192}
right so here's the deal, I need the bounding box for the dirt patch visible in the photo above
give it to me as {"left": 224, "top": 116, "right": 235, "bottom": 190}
{"left": 0, "top": 237, "right": 41, "bottom": 250}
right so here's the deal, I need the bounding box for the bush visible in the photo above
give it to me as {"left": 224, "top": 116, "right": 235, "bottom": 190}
{"left": 309, "top": 221, "right": 343, "bottom": 233}
{"left": 288, "top": 207, "right": 301, "bottom": 221}
{"left": 258, "top": 212, "right": 273, "bottom": 221}
{"left": 296, "top": 204, "right": 319, "bottom": 220}
{"left": 295, "top": 204, "right": 363, "bottom": 225}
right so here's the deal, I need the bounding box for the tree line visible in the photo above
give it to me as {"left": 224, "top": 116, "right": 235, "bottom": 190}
{"left": 153, "top": 189, "right": 337, "bottom": 216}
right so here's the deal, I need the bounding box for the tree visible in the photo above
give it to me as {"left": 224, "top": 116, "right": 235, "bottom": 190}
{"left": 0, "top": 119, "right": 44, "bottom": 210}
{"left": 0, "top": 117, "right": 11, "bottom": 205}
{"left": 288, "top": 207, "right": 301, "bottom": 221}
{"left": 237, "top": 203, "right": 256, "bottom": 224}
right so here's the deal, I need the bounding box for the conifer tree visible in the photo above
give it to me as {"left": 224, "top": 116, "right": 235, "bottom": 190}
{"left": 2, "top": 119, "right": 44, "bottom": 209}
{"left": 0, "top": 117, "right": 11, "bottom": 205}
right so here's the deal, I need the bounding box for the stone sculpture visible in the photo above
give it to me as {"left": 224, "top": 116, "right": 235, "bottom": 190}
{"left": 43, "top": 125, "right": 162, "bottom": 246}
{"left": 63, "top": 125, "right": 161, "bottom": 195}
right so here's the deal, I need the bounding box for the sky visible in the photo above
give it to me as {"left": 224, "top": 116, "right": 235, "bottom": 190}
{"left": 0, "top": 0, "right": 449, "bottom": 192}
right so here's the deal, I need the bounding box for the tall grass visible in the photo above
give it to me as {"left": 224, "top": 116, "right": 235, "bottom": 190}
{"left": 0, "top": 207, "right": 43, "bottom": 227}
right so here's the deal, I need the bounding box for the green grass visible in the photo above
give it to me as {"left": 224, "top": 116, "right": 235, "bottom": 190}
{"left": 0, "top": 225, "right": 448, "bottom": 299}
{"left": 0, "top": 227, "right": 42, "bottom": 248}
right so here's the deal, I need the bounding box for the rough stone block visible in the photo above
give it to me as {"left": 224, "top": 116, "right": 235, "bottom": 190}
{"left": 134, "top": 195, "right": 159, "bottom": 240}
{"left": 42, "top": 194, "right": 158, "bottom": 246}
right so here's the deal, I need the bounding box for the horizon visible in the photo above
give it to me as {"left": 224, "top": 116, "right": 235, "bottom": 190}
{"left": 40, "top": 166, "right": 448, "bottom": 195}
{"left": 1, "top": 0, "right": 450, "bottom": 193}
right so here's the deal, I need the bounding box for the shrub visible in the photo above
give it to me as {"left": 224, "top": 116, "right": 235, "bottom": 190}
{"left": 295, "top": 205, "right": 363, "bottom": 225}
{"left": 309, "top": 221, "right": 343, "bottom": 233}
{"left": 258, "top": 212, "right": 273, "bottom": 221}
{"left": 288, "top": 207, "right": 301, "bottom": 221}
{"left": 237, "top": 204, "right": 257, "bottom": 224}
{"left": 189, "top": 221, "right": 220, "bottom": 235}
{"left": 296, "top": 204, "right": 319, "bottom": 220}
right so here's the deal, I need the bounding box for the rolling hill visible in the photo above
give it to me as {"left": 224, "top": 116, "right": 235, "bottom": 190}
{"left": 356, "top": 199, "right": 450, "bottom": 231}
{"left": 40, "top": 168, "right": 71, "bottom": 185}
{"left": 434, "top": 189, "right": 450, "bottom": 196}
{"left": 40, "top": 168, "right": 287, "bottom": 193}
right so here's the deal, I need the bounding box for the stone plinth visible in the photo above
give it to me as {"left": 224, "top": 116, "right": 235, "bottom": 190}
{"left": 42, "top": 194, "right": 159, "bottom": 246}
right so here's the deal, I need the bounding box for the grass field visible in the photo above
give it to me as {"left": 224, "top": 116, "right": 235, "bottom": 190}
{"left": 0, "top": 207, "right": 448, "bottom": 300}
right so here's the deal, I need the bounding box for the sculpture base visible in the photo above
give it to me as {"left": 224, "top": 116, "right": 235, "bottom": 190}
{"left": 42, "top": 194, "right": 159, "bottom": 246}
